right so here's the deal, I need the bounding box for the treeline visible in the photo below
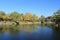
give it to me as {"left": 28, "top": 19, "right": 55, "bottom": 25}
{"left": 0, "top": 11, "right": 44, "bottom": 22}
{"left": 0, "top": 10, "right": 60, "bottom": 22}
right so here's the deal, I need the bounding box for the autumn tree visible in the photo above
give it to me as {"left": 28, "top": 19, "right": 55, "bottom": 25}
{"left": 32, "top": 14, "right": 39, "bottom": 22}
{"left": 3, "top": 14, "right": 11, "bottom": 21}
{"left": 24, "top": 12, "right": 32, "bottom": 22}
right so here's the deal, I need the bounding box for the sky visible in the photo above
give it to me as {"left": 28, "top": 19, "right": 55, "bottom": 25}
{"left": 0, "top": 0, "right": 60, "bottom": 17}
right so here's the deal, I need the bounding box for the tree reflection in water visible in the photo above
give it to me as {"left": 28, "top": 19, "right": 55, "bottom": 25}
{"left": 0, "top": 24, "right": 60, "bottom": 40}
{"left": 0, "top": 24, "right": 39, "bottom": 34}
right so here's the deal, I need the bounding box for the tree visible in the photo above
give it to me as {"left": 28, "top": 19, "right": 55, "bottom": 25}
{"left": 19, "top": 14, "right": 24, "bottom": 21}
{"left": 52, "top": 10, "right": 60, "bottom": 24}
{"left": 3, "top": 14, "right": 11, "bottom": 21}
{"left": 45, "top": 16, "right": 52, "bottom": 22}
{"left": 40, "top": 15, "right": 45, "bottom": 23}
{"left": 52, "top": 12, "right": 56, "bottom": 22}
{"left": 32, "top": 14, "right": 39, "bottom": 22}
{"left": 0, "top": 11, "right": 5, "bottom": 18}
{"left": 24, "top": 12, "right": 32, "bottom": 21}
{"left": 10, "top": 11, "right": 21, "bottom": 22}
{"left": 56, "top": 10, "right": 60, "bottom": 15}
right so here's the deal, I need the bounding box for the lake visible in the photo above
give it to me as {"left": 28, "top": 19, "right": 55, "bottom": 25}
{"left": 0, "top": 24, "right": 60, "bottom": 40}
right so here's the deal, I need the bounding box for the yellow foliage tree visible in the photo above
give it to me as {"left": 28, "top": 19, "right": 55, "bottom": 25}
{"left": 32, "top": 14, "right": 38, "bottom": 21}
{"left": 24, "top": 12, "right": 32, "bottom": 21}
{"left": 3, "top": 14, "right": 11, "bottom": 21}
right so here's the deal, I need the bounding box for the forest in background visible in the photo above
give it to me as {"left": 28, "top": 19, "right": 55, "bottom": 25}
{"left": 0, "top": 10, "right": 60, "bottom": 23}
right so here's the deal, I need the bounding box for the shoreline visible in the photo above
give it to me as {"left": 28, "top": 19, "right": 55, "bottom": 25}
{"left": 0, "top": 21, "right": 41, "bottom": 25}
{"left": 0, "top": 21, "right": 55, "bottom": 26}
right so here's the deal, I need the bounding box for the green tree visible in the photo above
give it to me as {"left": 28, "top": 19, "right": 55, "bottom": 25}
{"left": 45, "top": 16, "right": 52, "bottom": 22}
{"left": 40, "top": 15, "right": 45, "bottom": 23}
{"left": 0, "top": 11, "right": 5, "bottom": 18}
{"left": 20, "top": 14, "right": 24, "bottom": 21}
{"left": 52, "top": 10, "right": 60, "bottom": 23}
{"left": 10, "top": 11, "right": 21, "bottom": 22}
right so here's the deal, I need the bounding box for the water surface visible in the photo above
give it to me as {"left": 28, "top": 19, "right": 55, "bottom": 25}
{"left": 0, "top": 24, "right": 60, "bottom": 40}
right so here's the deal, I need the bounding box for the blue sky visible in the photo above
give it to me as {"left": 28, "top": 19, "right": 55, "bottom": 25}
{"left": 0, "top": 0, "right": 60, "bottom": 17}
